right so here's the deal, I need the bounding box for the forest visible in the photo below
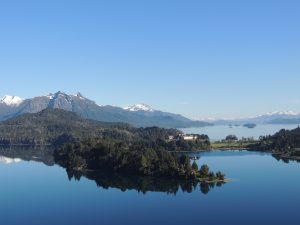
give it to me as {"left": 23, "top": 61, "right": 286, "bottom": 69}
{"left": 249, "top": 127, "right": 300, "bottom": 160}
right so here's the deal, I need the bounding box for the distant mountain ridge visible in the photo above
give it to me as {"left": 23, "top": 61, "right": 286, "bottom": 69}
{"left": 210, "top": 111, "right": 300, "bottom": 125}
{"left": 0, "top": 91, "right": 211, "bottom": 128}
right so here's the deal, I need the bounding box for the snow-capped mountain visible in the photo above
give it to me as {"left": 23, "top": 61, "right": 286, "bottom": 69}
{"left": 210, "top": 110, "right": 300, "bottom": 125}
{"left": 0, "top": 91, "right": 211, "bottom": 128}
{"left": 254, "top": 111, "right": 300, "bottom": 124}
{"left": 124, "top": 104, "right": 154, "bottom": 112}
{"left": 256, "top": 111, "right": 299, "bottom": 117}
{"left": 0, "top": 95, "right": 23, "bottom": 106}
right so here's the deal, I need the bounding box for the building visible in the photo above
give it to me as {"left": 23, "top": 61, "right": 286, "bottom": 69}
{"left": 183, "top": 134, "right": 198, "bottom": 141}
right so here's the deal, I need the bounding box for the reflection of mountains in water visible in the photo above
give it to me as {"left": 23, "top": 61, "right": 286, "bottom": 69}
{"left": 0, "top": 146, "right": 55, "bottom": 166}
{"left": 66, "top": 169, "right": 225, "bottom": 195}
{"left": 0, "top": 155, "right": 22, "bottom": 164}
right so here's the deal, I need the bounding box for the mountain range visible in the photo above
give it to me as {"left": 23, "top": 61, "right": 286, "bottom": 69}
{"left": 0, "top": 91, "right": 211, "bottom": 128}
{"left": 210, "top": 111, "right": 300, "bottom": 125}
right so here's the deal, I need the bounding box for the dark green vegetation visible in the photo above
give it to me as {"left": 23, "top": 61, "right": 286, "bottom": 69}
{"left": 54, "top": 138, "right": 225, "bottom": 181}
{"left": 0, "top": 108, "right": 135, "bottom": 146}
{"left": 225, "top": 135, "right": 238, "bottom": 141}
{"left": 211, "top": 137, "right": 257, "bottom": 150}
{"left": 249, "top": 127, "right": 300, "bottom": 161}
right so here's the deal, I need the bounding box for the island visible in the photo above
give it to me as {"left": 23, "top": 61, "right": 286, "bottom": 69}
{"left": 0, "top": 108, "right": 226, "bottom": 183}
{"left": 243, "top": 123, "right": 257, "bottom": 128}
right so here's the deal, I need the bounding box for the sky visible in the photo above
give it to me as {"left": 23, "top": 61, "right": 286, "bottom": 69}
{"left": 0, "top": 0, "right": 299, "bottom": 119}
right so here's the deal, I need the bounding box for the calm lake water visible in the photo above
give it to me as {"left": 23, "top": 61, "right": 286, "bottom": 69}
{"left": 181, "top": 124, "right": 300, "bottom": 140}
{"left": 0, "top": 149, "right": 300, "bottom": 225}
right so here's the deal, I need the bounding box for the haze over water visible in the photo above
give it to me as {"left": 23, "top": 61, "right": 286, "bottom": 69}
{"left": 181, "top": 124, "right": 300, "bottom": 141}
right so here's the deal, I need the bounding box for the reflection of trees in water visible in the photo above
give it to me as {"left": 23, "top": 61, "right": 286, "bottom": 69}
{"left": 0, "top": 146, "right": 226, "bottom": 195}
{"left": 0, "top": 146, "right": 55, "bottom": 166}
{"left": 200, "top": 181, "right": 224, "bottom": 195}
{"left": 66, "top": 169, "right": 225, "bottom": 195}
{"left": 272, "top": 154, "right": 300, "bottom": 164}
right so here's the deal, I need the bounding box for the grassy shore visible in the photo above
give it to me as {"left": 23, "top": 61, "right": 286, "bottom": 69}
{"left": 211, "top": 141, "right": 258, "bottom": 150}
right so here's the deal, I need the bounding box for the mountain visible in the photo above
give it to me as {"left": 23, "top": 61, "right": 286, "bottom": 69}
{"left": 211, "top": 111, "right": 300, "bottom": 125}
{"left": 0, "top": 91, "right": 212, "bottom": 128}
{"left": 267, "top": 118, "right": 300, "bottom": 124}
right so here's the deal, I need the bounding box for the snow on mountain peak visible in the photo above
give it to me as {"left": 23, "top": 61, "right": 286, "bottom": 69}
{"left": 257, "top": 110, "right": 299, "bottom": 117}
{"left": 45, "top": 91, "right": 84, "bottom": 100}
{"left": 0, "top": 95, "right": 23, "bottom": 106}
{"left": 73, "top": 92, "right": 85, "bottom": 100}
{"left": 45, "top": 93, "right": 54, "bottom": 99}
{"left": 124, "top": 104, "right": 154, "bottom": 112}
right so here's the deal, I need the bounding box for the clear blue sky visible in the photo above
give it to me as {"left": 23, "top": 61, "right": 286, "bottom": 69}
{"left": 0, "top": 0, "right": 299, "bottom": 119}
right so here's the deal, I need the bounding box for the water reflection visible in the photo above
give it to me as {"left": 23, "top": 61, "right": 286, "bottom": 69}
{"left": 0, "top": 146, "right": 55, "bottom": 166}
{"left": 0, "top": 146, "right": 226, "bottom": 195}
{"left": 66, "top": 169, "right": 225, "bottom": 195}
{"left": 0, "top": 155, "right": 22, "bottom": 164}
{"left": 272, "top": 154, "right": 300, "bottom": 164}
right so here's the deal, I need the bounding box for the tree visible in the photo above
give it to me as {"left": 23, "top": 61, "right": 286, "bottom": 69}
{"left": 225, "top": 135, "right": 238, "bottom": 141}
{"left": 192, "top": 161, "right": 198, "bottom": 171}
{"left": 199, "top": 164, "right": 210, "bottom": 177}
{"left": 216, "top": 171, "right": 225, "bottom": 180}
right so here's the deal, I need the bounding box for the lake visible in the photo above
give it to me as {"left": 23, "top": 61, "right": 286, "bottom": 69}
{"left": 0, "top": 149, "right": 300, "bottom": 225}
{"left": 181, "top": 124, "right": 300, "bottom": 141}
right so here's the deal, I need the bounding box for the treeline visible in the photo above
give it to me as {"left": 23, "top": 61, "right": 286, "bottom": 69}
{"left": 55, "top": 138, "right": 196, "bottom": 178}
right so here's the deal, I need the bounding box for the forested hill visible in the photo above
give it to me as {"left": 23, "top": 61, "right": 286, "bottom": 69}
{"left": 249, "top": 127, "right": 300, "bottom": 161}
{"left": 0, "top": 108, "right": 202, "bottom": 149}
{"left": 0, "top": 109, "right": 134, "bottom": 145}
{"left": 250, "top": 127, "right": 300, "bottom": 151}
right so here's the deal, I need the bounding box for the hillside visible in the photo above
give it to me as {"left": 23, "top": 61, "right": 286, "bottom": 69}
{"left": 0, "top": 108, "right": 209, "bottom": 151}
{"left": 249, "top": 127, "right": 300, "bottom": 161}
{"left": 0, "top": 108, "right": 138, "bottom": 146}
